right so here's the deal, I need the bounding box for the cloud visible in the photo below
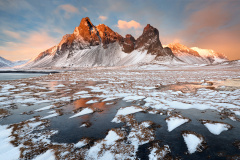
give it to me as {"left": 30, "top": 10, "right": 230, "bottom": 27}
{"left": 3, "top": 30, "right": 21, "bottom": 39}
{"left": 98, "top": 16, "right": 108, "bottom": 21}
{"left": 168, "top": 1, "right": 240, "bottom": 60}
{"left": 193, "top": 24, "right": 240, "bottom": 60}
{"left": 55, "top": 4, "right": 80, "bottom": 19}
{"left": 82, "top": 7, "right": 88, "bottom": 12}
{"left": 182, "top": 1, "right": 234, "bottom": 38}
{"left": 117, "top": 20, "right": 142, "bottom": 30}
{"left": 0, "top": 30, "right": 59, "bottom": 61}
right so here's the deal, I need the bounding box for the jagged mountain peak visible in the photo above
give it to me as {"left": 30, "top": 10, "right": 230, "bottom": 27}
{"left": 122, "top": 34, "right": 136, "bottom": 53}
{"left": 96, "top": 23, "right": 123, "bottom": 47}
{"left": 143, "top": 24, "right": 155, "bottom": 33}
{"left": 25, "top": 18, "right": 175, "bottom": 68}
{"left": 134, "top": 24, "right": 173, "bottom": 57}
{"left": 125, "top": 34, "right": 135, "bottom": 40}
{"left": 80, "top": 17, "right": 94, "bottom": 28}
{"left": 72, "top": 17, "right": 99, "bottom": 45}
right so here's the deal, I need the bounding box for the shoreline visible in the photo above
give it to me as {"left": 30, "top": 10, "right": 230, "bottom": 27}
{"left": 0, "top": 70, "right": 59, "bottom": 74}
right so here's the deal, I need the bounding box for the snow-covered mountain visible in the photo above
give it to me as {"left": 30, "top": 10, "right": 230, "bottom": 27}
{"left": 24, "top": 17, "right": 174, "bottom": 68}
{"left": 0, "top": 56, "right": 29, "bottom": 68}
{"left": 165, "top": 43, "right": 228, "bottom": 64}
{"left": 0, "top": 56, "right": 12, "bottom": 67}
{"left": 23, "top": 17, "right": 229, "bottom": 69}
{"left": 191, "top": 47, "right": 228, "bottom": 63}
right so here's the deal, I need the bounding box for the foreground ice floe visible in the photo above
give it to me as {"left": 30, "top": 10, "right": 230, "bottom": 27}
{"left": 0, "top": 125, "right": 21, "bottom": 160}
{"left": 75, "top": 138, "right": 89, "bottom": 148}
{"left": 86, "top": 129, "right": 128, "bottom": 159}
{"left": 166, "top": 114, "right": 190, "bottom": 132}
{"left": 86, "top": 118, "right": 155, "bottom": 160}
{"left": 0, "top": 68, "right": 240, "bottom": 159}
{"left": 148, "top": 143, "right": 171, "bottom": 160}
{"left": 0, "top": 118, "right": 59, "bottom": 159}
{"left": 202, "top": 120, "right": 232, "bottom": 135}
{"left": 69, "top": 108, "right": 94, "bottom": 118}
{"left": 111, "top": 106, "right": 144, "bottom": 123}
{"left": 182, "top": 131, "right": 207, "bottom": 154}
{"left": 42, "top": 112, "right": 59, "bottom": 119}
{"left": 33, "top": 149, "right": 55, "bottom": 160}
{"left": 35, "top": 105, "right": 56, "bottom": 112}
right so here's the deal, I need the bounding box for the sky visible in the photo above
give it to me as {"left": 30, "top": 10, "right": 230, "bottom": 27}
{"left": 0, "top": 0, "right": 239, "bottom": 61}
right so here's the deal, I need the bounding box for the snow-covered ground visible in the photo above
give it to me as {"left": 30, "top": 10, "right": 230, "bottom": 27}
{"left": 0, "top": 66, "right": 240, "bottom": 159}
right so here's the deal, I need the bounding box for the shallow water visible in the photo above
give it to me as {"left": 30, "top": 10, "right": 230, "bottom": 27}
{"left": 158, "top": 78, "right": 240, "bottom": 93}
{"left": 1, "top": 78, "right": 240, "bottom": 159}
{"left": 0, "top": 73, "right": 48, "bottom": 80}
{"left": 135, "top": 109, "right": 240, "bottom": 159}
{"left": 49, "top": 99, "right": 133, "bottom": 143}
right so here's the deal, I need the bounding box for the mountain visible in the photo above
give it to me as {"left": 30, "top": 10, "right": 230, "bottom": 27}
{"left": 0, "top": 56, "right": 29, "bottom": 68}
{"left": 165, "top": 43, "right": 228, "bottom": 64}
{"left": 24, "top": 17, "right": 174, "bottom": 68}
{"left": 191, "top": 47, "right": 228, "bottom": 63}
{"left": 0, "top": 56, "right": 12, "bottom": 67}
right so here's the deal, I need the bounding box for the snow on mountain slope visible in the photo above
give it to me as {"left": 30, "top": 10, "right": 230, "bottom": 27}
{"left": 54, "top": 43, "right": 128, "bottom": 67}
{"left": 191, "top": 47, "right": 227, "bottom": 63}
{"left": 0, "top": 56, "right": 12, "bottom": 67}
{"left": 117, "top": 50, "right": 155, "bottom": 66}
{"left": 0, "top": 56, "right": 29, "bottom": 68}
{"left": 166, "top": 43, "right": 228, "bottom": 65}
{"left": 25, "top": 42, "right": 158, "bottom": 68}
{"left": 165, "top": 43, "right": 207, "bottom": 64}
{"left": 12, "top": 59, "right": 29, "bottom": 67}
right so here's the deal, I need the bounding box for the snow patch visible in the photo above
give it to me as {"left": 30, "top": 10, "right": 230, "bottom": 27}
{"left": 69, "top": 108, "right": 94, "bottom": 118}
{"left": 166, "top": 114, "right": 190, "bottom": 132}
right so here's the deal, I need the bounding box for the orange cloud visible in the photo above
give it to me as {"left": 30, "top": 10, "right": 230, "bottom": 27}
{"left": 0, "top": 30, "right": 58, "bottom": 61}
{"left": 193, "top": 24, "right": 240, "bottom": 60}
{"left": 185, "top": 2, "right": 232, "bottom": 36}
{"left": 98, "top": 16, "right": 108, "bottom": 21}
{"left": 117, "top": 20, "right": 142, "bottom": 30}
{"left": 174, "top": 1, "right": 240, "bottom": 60}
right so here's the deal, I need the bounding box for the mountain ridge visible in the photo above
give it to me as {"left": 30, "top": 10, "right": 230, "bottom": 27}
{"left": 23, "top": 17, "right": 227, "bottom": 69}
{"left": 24, "top": 17, "right": 174, "bottom": 68}
{"left": 165, "top": 43, "right": 228, "bottom": 64}
{"left": 0, "top": 56, "right": 29, "bottom": 68}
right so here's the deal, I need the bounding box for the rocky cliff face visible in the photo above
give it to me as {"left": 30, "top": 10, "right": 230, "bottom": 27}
{"left": 96, "top": 24, "right": 123, "bottom": 48}
{"left": 135, "top": 24, "right": 173, "bottom": 57}
{"left": 135, "top": 24, "right": 163, "bottom": 54}
{"left": 122, "top": 34, "right": 135, "bottom": 53}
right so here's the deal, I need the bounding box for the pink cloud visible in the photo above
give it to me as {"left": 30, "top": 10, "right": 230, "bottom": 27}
{"left": 117, "top": 20, "right": 142, "bottom": 30}
{"left": 82, "top": 7, "right": 88, "bottom": 12}
{"left": 98, "top": 16, "right": 108, "bottom": 21}
{"left": 3, "top": 30, "right": 21, "bottom": 39}
{"left": 0, "top": 30, "right": 58, "bottom": 61}
{"left": 55, "top": 4, "right": 80, "bottom": 18}
{"left": 167, "top": 1, "right": 240, "bottom": 60}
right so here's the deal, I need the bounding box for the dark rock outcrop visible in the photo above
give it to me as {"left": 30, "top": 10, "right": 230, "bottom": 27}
{"left": 135, "top": 24, "right": 171, "bottom": 57}
{"left": 122, "top": 34, "right": 136, "bottom": 53}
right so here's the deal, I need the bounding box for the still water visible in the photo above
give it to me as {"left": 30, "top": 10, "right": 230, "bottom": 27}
{"left": 0, "top": 73, "right": 49, "bottom": 80}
